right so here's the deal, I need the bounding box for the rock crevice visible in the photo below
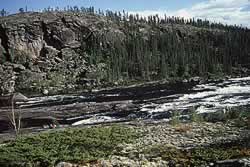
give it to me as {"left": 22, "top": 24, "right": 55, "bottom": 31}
{"left": 0, "top": 24, "right": 10, "bottom": 61}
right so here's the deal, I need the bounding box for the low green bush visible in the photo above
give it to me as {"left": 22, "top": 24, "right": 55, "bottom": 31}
{"left": 190, "top": 110, "right": 204, "bottom": 123}
{"left": 170, "top": 111, "right": 181, "bottom": 126}
{"left": 203, "top": 107, "right": 250, "bottom": 127}
{"left": 0, "top": 125, "right": 138, "bottom": 167}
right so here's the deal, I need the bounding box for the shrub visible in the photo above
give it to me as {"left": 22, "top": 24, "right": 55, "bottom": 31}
{"left": 0, "top": 125, "right": 138, "bottom": 166}
{"left": 190, "top": 110, "right": 203, "bottom": 123}
{"left": 170, "top": 111, "right": 180, "bottom": 126}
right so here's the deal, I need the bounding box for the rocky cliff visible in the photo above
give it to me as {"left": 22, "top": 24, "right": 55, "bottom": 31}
{"left": 0, "top": 12, "right": 113, "bottom": 94}
{"left": 0, "top": 12, "right": 249, "bottom": 95}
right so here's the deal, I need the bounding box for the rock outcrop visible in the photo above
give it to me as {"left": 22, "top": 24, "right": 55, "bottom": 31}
{"left": 0, "top": 12, "right": 108, "bottom": 94}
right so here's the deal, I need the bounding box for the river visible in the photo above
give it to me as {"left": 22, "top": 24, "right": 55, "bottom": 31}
{"left": 0, "top": 77, "right": 249, "bottom": 133}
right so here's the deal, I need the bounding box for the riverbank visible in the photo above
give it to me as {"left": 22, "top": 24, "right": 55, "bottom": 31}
{"left": 0, "top": 118, "right": 249, "bottom": 167}
{"left": 0, "top": 76, "right": 250, "bottom": 166}
{"left": 0, "top": 76, "right": 250, "bottom": 134}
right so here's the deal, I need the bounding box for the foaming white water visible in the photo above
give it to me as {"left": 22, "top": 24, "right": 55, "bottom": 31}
{"left": 229, "top": 76, "right": 250, "bottom": 81}
{"left": 141, "top": 77, "right": 250, "bottom": 114}
{"left": 72, "top": 116, "right": 115, "bottom": 126}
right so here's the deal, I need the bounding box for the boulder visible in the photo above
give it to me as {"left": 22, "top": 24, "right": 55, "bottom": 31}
{"left": 55, "top": 162, "right": 73, "bottom": 167}
{"left": 13, "top": 92, "right": 28, "bottom": 102}
{"left": 12, "top": 64, "right": 26, "bottom": 72}
{"left": 215, "top": 158, "right": 250, "bottom": 167}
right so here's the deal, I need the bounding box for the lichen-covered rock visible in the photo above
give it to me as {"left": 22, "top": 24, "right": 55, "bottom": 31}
{"left": 215, "top": 158, "right": 250, "bottom": 167}
{"left": 0, "top": 12, "right": 110, "bottom": 94}
{"left": 55, "top": 162, "right": 73, "bottom": 167}
{"left": 0, "top": 65, "right": 16, "bottom": 95}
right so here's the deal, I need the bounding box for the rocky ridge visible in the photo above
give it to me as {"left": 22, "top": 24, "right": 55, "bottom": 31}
{"left": 1, "top": 11, "right": 247, "bottom": 95}
{"left": 0, "top": 12, "right": 115, "bottom": 94}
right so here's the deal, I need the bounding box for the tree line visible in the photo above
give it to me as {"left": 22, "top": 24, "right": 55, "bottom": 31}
{"left": 1, "top": 6, "right": 249, "bottom": 83}
{"left": 81, "top": 8, "right": 250, "bottom": 82}
{"left": 1, "top": 6, "right": 247, "bottom": 31}
{"left": 86, "top": 25, "right": 250, "bottom": 82}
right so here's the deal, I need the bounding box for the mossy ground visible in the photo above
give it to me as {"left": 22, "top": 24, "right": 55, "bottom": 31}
{"left": 140, "top": 109, "right": 250, "bottom": 166}
{"left": 142, "top": 139, "right": 250, "bottom": 167}
{"left": 0, "top": 125, "right": 138, "bottom": 167}
{"left": 0, "top": 108, "right": 249, "bottom": 167}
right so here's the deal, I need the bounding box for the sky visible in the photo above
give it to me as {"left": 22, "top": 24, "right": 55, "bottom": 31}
{"left": 1, "top": 0, "right": 250, "bottom": 27}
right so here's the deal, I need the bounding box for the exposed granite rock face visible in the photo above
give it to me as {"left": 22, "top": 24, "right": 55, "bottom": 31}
{"left": 0, "top": 64, "right": 16, "bottom": 95}
{"left": 0, "top": 12, "right": 112, "bottom": 94}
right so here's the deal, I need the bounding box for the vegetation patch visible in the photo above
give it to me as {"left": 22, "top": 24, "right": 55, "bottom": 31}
{"left": 203, "top": 107, "right": 250, "bottom": 129}
{"left": 0, "top": 125, "right": 138, "bottom": 167}
{"left": 174, "top": 124, "right": 192, "bottom": 133}
{"left": 143, "top": 138, "right": 250, "bottom": 167}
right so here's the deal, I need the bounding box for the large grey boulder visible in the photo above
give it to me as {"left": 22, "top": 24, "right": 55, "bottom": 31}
{"left": 13, "top": 92, "right": 29, "bottom": 102}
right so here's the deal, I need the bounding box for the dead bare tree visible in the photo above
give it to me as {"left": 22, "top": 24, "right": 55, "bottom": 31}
{"left": 7, "top": 94, "right": 20, "bottom": 136}
{"left": 7, "top": 93, "right": 28, "bottom": 137}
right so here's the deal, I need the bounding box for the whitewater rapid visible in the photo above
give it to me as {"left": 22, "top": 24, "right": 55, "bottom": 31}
{"left": 14, "top": 77, "right": 250, "bottom": 126}
{"left": 141, "top": 77, "right": 250, "bottom": 114}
